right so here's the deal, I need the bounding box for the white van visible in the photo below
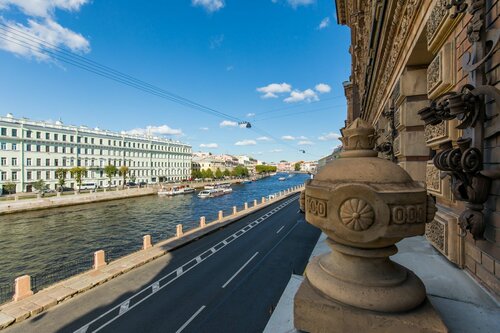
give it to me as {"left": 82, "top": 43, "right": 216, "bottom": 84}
{"left": 80, "top": 182, "right": 97, "bottom": 190}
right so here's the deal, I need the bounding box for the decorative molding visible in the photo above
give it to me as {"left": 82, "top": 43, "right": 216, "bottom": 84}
{"left": 426, "top": 0, "right": 462, "bottom": 53}
{"left": 391, "top": 204, "right": 426, "bottom": 224}
{"left": 307, "top": 197, "right": 327, "bottom": 218}
{"left": 424, "top": 121, "right": 447, "bottom": 145}
{"left": 340, "top": 198, "right": 374, "bottom": 231}
{"left": 426, "top": 162, "right": 442, "bottom": 195}
{"left": 425, "top": 216, "right": 447, "bottom": 254}
{"left": 427, "top": 42, "right": 455, "bottom": 99}
{"left": 393, "top": 135, "right": 401, "bottom": 156}
{"left": 427, "top": 54, "right": 441, "bottom": 93}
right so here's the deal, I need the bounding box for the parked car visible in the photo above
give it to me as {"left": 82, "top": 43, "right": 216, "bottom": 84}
{"left": 58, "top": 186, "right": 74, "bottom": 192}
{"left": 125, "top": 182, "right": 137, "bottom": 187}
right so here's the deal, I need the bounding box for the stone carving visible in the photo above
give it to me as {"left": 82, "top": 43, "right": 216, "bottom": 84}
{"left": 426, "top": 163, "right": 441, "bottom": 194}
{"left": 307, "top": 197, "right": 327, "bottom": 218}
{"left": 340, "top": 198, "right": 374, "bottom": 231}
{"left": 424, "top": 122, "right": 447, "bottom": 144}
{"left": 391, "top": 204, "right": 425, "bottom": 224}
{"left": 427, "top": 54, "right": 441, "bottom": 93}
{"left": 426, "top": 0, "right": 448, "bottom": 48}
{"left": 393, "top": 135, "right": 401, "bottom": 156}
{"left": 425, "top": 218, "right": 446, "bottom": 253}
{"left": 394, "top": 107, "right": 401, "bottom": 129}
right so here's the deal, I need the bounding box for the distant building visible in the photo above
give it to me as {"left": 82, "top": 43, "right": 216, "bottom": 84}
{"left": 0, "top": 114, "right": 192, "bottom": 193}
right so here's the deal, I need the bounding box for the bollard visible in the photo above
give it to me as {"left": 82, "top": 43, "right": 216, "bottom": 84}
{"left": 13, "top": 275, "right": 33, "bottom": 301}
{"left": 244, "top": 202, "right": 248, "bottom": 210}
{"left": 218, "top": 210, "right": 224, "bottom": 221}
{"left": 143, "top": 235, "right": 152, "bottom": 250}
{"left": 104, "top": 188, "right": 107, "bottom": 193}
{"left": 176, "top": 224, "right": 183, "bottom": 237}
{"left": 262, "top": 197, "right": 266, "bottom": 204}
{"left": 233, "top": 206, "right": 237, "bottom": 215}
{"left": 14, "top": 195, "right": 19, "bottom": 201}
{"left": 94, "top": 250, "right": 107, "bottom": 269}
{"left": 254, "top": 199, "right": 257, "bottom": 207}
{"left": 74, "top": 191, "right": 78, "bottom": 195}
{"left": 200, "top": 216, "right": 206, "bottom": 228}
{"left": 57, "top": 192, "right": 61, "bottom": 197}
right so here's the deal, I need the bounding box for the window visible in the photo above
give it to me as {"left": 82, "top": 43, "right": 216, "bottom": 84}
{"left": 11, "top": 129, "right": 17, "bottom": 137}
{"left": 11, "top": 171, "right": 17, "bottom": 181}
{"left": 1, "top": 157, "right": 5, "bottom": 166}
{"left": 45, "top": 145, "right": 49, "bottom": 152}
{"left": 27, "top": 171, "right": 32, "bottom": 180}
{"left": 12, "top": 143, "right": 16, "bottom": 150}
{"left": 0, "top": 142, "right": 5, "bottom": 150}
{"left": 54, "top": 134, "right": 58, "bottom": 141}
{"left": 26, "top": 158, "right": 32, "bottom": 166}
{"left": 36, "top": 132, "right": 41, "bottom": 139}
{"left": 85, "top": 137, "right": 88, "bottom": 144}
{"left": 1, "top": 172, "right": 6, "bottom": 181}
{"left": 46, "top": 159, "right": 50, "bottom": 166}
{"left": 1, "top": 128, "right": 6, "bottom": 136}
{"left": 26, "top": 130, "right": 32, "bottom": 138}
{"left": 77, "top": 136, "right": 81, "bottom": 143}
{"left": 45, "top": 133, "right": 50, "bottom": 140}
{"left": 26, "top": 144, "right": 31, "bottom": 151}
{"left": 36, "top": 171, "right": 41, "bottom": 180}
{"left": 36, "top": 145, "right": 41, "bottom": 152}
{"left": 36, "top": 158, "right": 41, "bottom": 166}
{"left": 70, "top": 135, "right": 74, "bottom": 142}
{"left": 100, "top": 139, "right": 103, "bottom": 145}
{"left": 46, "top": 171, "right": 50, "bottom": 180}
{"left": 63, "top": 134, "right": 67, "bottom": 141}
{"left": 54, "top": 159, "right": 59, "bottom": 166}
{"left": 91, "top": 138, "right": 94, "bottom": 144}
{"left": 11, "top": 158, "right": 17, "bottom": 166}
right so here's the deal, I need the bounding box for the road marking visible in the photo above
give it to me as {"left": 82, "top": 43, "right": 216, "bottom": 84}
{"left": 175, "top": 305, "right": 206, "bottom": 333}
{"left": 152, "top": 282, "right": 160, "bottom": 293}
{"left": 276, "top": 226, "right": 285, "bottom": 234}
{"left": 195, "top": 256, "right": 202, "bottom": 263}
{"left": 118, "top": 300, "right": 130, "bottom": 315}
{"left": 75, "top": 194, "right": 299, "bottom": 333}
{"left": 222, "top": 252, "right": 259, "bottom": 288}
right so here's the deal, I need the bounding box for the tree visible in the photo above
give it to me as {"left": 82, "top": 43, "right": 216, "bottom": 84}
{"left": 191, "top": 169, "right": 202, "bottom": 179}
{"left": 255, "top": 165, "right": 277, "bottom": 174}
{"left": 205, "top": 168, "right": 214, "bottom": 179}
{"left": 70, "top": 166, "right": 87, "bottom": 192}
{"left": 223, "top": 169, "right": 231, "bottom": 177}
{"left": 215, "top": 168, "right": 223, "bottom": 179}
{"left": 119, "top": 165, "right": 129, "bottom": 188}
{"left": 55, "top": 168, "right": 67, "bottom": 191}
{"left": 294, "top": 162, "right": 302, "bottom": 171}
{"left": 32, "top": 179, "right": 46, "bottom": 193}
{"left": 104, "top": 164, "right": 117, "bottom": 188}
{"left": 2, "top": 181, "right": 16, "bottom": 195}
{"left": 130, "top": 174, "right": 137, "bottom": 183}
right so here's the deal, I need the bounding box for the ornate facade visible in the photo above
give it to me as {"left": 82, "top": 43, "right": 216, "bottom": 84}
{"left": 335, "top": 0, "right": 499, "bottom": 297}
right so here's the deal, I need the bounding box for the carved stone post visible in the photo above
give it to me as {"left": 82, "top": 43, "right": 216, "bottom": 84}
{"left": 294, "top": 118, "right": 446, "bottom": 332}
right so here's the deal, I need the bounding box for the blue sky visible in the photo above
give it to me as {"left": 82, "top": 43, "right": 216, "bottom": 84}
{"left": 0, "top": 0, "right": 351, "bottom": 163}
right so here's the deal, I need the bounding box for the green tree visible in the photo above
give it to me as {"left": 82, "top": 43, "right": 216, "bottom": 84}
{"left": 223, "top": 169, "right": 231, "bottom": 177}
{"left": 255, "top": 165, "right": 277, "bottom": 174}
{"left": 119, "top": 165, "right": 129, "bottom": 188}
{"left": 294, "top": 162, "right": 302, "bottom": 171}
{"left": 215, "top": 168, "right": 223, "bottom": 179}
{"left": 205, "top": 168, "right": 214, "bottom": 179}
{"left": 55, "top": 168, "right": 68, "bottom": 191}
{"left": 70, "top": 166, "right": 87, "bottom": 192}
{"left": 130, "top": 174, "right": 137, "bottom": 183}
{"left": 104, "top": 164, "right": 117, "bottom": 188}
{"left": 3, "top": 181, "right": 16, "bottom": 195}
{"left": 33, "top": 179, "right": 46, "bottom": 193}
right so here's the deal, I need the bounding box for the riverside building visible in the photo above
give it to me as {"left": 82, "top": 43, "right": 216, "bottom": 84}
{"left": 0, "top": 113, "right": 192, "bottom": 193}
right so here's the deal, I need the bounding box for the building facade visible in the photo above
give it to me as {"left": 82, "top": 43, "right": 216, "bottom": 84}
{"left": 0, "top": 114, "right": 192, "bottom": 192}
{"left": 335, "top": 0, "right": 499, "bottom": 296}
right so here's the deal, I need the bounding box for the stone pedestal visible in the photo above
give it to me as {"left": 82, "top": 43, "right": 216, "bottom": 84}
{"left": 294, "top": 278, "right": 447, "bottom": 333}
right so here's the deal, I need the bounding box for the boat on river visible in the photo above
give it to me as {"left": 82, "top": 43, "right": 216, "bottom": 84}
{"left": 204, "top": 182, "right": 231, "bottom": 190}
{"left": 198, "top": 188, "right": 225, "bottom": 198}
{"left": 278, "top": 177, "right": 286, "bottom": 181}
{"left": 158, "top": 185, "right": 195, "bottom": 196}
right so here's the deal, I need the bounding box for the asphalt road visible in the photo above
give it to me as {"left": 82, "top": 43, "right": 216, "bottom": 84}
{"left": 7, "top": 193, "right": 320, "bottom": 333}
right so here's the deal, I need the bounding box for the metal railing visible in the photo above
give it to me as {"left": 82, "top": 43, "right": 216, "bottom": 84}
{"left": 30, "top": 256, "right": 94, "bottom": 293}
{"left": 0, "top": 282, "right": 14, "bottom": 305}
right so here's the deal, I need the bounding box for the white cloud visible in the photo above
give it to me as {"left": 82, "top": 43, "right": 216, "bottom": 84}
{"left": 192, "top": 0, "right": 225, "bottom": 12}
{"left": 270, "top": 148, "right": 283, "bottom": 153}
{"left": 284, "top": 89, "right": 319, "bottom": 103}
{"left": 209, "top": 34, "right": 224, "bottom": 49}
{"left": 220, "top": 120, "right": 238, "bottom": 127}
{"left": 200, "top": 143, "right": 218, "bottom": 148}
{"left": 235, "top": 139, "right": 257, "bottom": 146}
{"left": 297, "top": 135, "right": 308, "bottom": 140}
{"left": 126, "top": 125, "right": 183, "bottom": 136}
{"left": 286, "top": 0, "right": 315, "bottom": 8}
{"left": 246, "top": 113, "right": 255, "bottom": 117}
{"left": 318, "top": 132, "right": 341, "bottom": 141}
{"left": 298, "top": 140, "right": 314, "bottom": 145}
{"left": 315, "top": 83, "right": 331, "bottom": 93}
{"left": 282, "top": 135, "right": 295, "bottom": 141}
{"left": 257, "top": 136, "right": 272, "bottom": 141}
{"left": 257, "top": 82, "right": 292, "bottom": 99}
{"left": 199, "top": 127, "right": 209, "bottom": 131}
{"left": 0, "top": 1, "right": 90, "bottom": 61}
{"left": 318, "top": 17, "right": 330, "bottom": 30}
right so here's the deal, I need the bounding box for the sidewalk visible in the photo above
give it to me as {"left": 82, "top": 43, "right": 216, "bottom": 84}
{"left": 264, "top": 234, "right": 500, "bottom": 333}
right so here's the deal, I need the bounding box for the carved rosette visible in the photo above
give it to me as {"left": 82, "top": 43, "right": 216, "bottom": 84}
{"left": 340, "top": 198, "right": 375, "bottom": 231}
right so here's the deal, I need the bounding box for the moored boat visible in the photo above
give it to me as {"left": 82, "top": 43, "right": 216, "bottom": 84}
{"left": 278, "top": 177, "right": 286, "bottom": 181}
{"left": 197, "top": 188, "right": 226, "bottom": 198}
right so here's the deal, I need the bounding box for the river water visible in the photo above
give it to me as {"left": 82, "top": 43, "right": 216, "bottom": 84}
{"left": 0, "top": 173, "right": 309, "bottom": 286}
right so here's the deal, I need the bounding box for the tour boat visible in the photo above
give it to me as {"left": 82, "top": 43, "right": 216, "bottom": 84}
{"left": 278, "top": 177, "right": 286, "bottom": 181}
{"left": 197, "top": 188, "right": 225, "bottom": 198}
{"left": 204, "top": 182, "right": 231, "bottom": 190}
{"left": 158, "top": 185, "right": 195, "bottom": 196}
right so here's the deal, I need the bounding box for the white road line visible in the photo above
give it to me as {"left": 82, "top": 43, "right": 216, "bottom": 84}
{"left": 152, "top": 282, "right": 160, "bottom": 293}
{"left": 195, "top": 256, "right": 202, "bottom": 263}
{"left": 118, "top": 300, "right": 130, "bottom": 315}
{"left": 222, "top": 252, "right": 259, "bottom": 288}
{"left": 276, "top": 226, "right": 285, "bottom": 234}
{"left": 175, "top": 305, "right": 206, "bottom": 333}
{"left": 74, "top": 196, "right": 298, "bottom": 333}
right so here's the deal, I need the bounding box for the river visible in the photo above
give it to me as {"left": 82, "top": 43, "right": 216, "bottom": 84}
{"left": 0, "top": 173, "right": 309, "bottom": 287}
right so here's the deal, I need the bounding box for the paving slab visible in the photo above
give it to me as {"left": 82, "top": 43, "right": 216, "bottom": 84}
{"left": 24, "top": 294, "right": 57, "bottom": 311}
{"left": 0, "top": 313, "right": 15, "bottom": 330}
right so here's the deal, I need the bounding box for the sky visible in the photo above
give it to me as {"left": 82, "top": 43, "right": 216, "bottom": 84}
{"left": 0, "top": 0, "right": 351, "bottom": 163}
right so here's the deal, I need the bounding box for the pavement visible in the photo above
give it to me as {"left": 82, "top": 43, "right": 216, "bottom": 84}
{"left": 264, "top": 234, "right": 500, "bottom": 333}
{"left": 2, "top": 189, "right": 321, "bottom": 333}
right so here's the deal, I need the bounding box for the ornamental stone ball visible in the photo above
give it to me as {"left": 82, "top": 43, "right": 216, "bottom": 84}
{"left": 294, "top": 118, "right": 441, "bottom": 333}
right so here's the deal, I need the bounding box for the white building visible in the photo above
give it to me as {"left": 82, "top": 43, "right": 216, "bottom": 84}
{"left": 0, "top": 114, "right": 192, "bottom": 193}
